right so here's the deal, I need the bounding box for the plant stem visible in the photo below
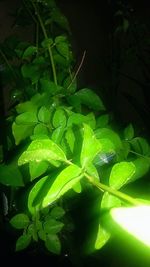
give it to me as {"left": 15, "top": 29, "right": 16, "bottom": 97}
{"left": 31, "top": 0, "right": 57, "bottom": 85}
{"left": 84, "top": 172, "right": 141, "bottom": 206}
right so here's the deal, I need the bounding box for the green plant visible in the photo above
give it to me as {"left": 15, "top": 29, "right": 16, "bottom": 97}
{"left": 0, "top": 0, "right": 150, "bottom": 261}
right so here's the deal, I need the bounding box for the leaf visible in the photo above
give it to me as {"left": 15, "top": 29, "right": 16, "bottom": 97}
{"left": 80, "top": 124, "right": 102, "bottom": 168}
{"left": 18, "top": 139, "right": 67, "bottom": 166}
{"left": 29, "top": 161, "right": 49, "bottom": 181}
{"left": 22, "top": 46, "right": 37, "bottom": 59}
{"left": 96, "top": 114, "right": 109, "bottom": 128}
{"left": 52, "top": 108, "right": 66, "bottom": 128}
{"left": 41, "top": 38, "right": 53, "bottom": 48}
{"left": 65, "top": 127, "right": 75, "bottom": 153}
{"left": 38, "top": 106, "right": 51, "bottom": 124}
{"left": 67, "top": 113, "right": 88, "bottom": 127}
{"left": 15, "top": 111, "right": 38, "bottom": 125}
{"left": 42, "top": 164, "right": 82, "bottom": 208}
{"left": 43, "top": 218, "right": 64, "bottom": 234}
{"left": 109, "top": 161, "right": 136, "bottom": 189}
{"left": 45, "top": 234, "right": 61, "bottom": 254}
{"left": 124, "top": 123, "right": 134, "bottom": 140}
{"left": 0, "top": 162, "right": 24, "bottom": 187}
{"left": 28, "top": 175, "right": 51, "bottom": 214}
{"left": 123, "top": 18, "right": 129, "bottom": 32}
{"left": 130, "top": 137, "right": 150, "bottom": 155}
{"left": 94, "top": 224, "right": 111, "bottom": 250}
{"left": 101, "top": 192, "right": 121, "bottom": 210}
{"left": 10, "top": 213, "right": 30, "bottom": 229}
{"left": 50, "top": 206, "right": 65, "bottom": 219}
{"left": 16, "top": 234, "right": 31, "bottom": 251}
{"left": 33, "top": 124, "right": 49, "bottom": 135}
{"left": 86, "top": 112, "right": 96, "bottom": 129}
{"left": 38, "top": 229, "right": 46, "bottom": 241}
{"left": 130, "top": 158, "right": 150, "bottom": 182}
{"left": 72, "top": 88, "right": 106, "bottom": 111}
{"left": 16, "top": 101, "right": 37, "bottom": 114}
{"left": 51, "top": 126, "right": 65, "bottom": 144}
{"left": 55, "top": 39, "right": 70, "bottom": 59}
{"left": 51, "top": 9, "right": 70, "bottom": 32}
{"left": 72, "top": 181, "right": 82, "bottom": 193}
{"left": 21, "top": 64, "right": 40, "bottom": 84}
{"left": 85, "top": 162, "right": 100, "bottom": 181}
{"left": 94, "top": 128, "right": 122, "bottom": 151}
{"left": 12, "top": 122, "right": 34, "bottom": 145}
{"left": 40, "top": 79, "right": 62, "bottom": 95}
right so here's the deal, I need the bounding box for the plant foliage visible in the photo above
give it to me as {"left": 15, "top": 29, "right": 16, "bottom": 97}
{"left": 0, "top": 0, "right": 150, "bottom": 261}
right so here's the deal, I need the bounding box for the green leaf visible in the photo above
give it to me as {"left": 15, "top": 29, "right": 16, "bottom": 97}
{"left": 94, "top": 224, "right": 111, "bottom": 250}
{"left": 28, "top": 175, "right": 51, "bottom": 214}
{"left": 67, "top": 113, "right": 88, "bottom": 127}
{"left": 38, "top": 229, "right": 46, "bottom": 241}
{"left": 0, "top": 162, "right": 24, "bottom": 187}
{"left": 94, "top": 128, "right": 122, "bottom": 151}
{"left": 21, "top": 64, "right": 40, "bottom": 84}
{"left": 55, "top": 39, "right": 70, "bottom": 59}
{"left": 18, "top": 139, "right": 67, "bottom": 166}
{"left": 40, "top": 79, "right": 62, "bottom": 95}
{"left": 65, "top": 127, "right": 75, "bottom": 153}
{"left": 51, "top": 126, "right": 65, "bottom": 144}
{"left": 38, "top": 106, "right": 51, "bottom": 124}
{"left": 72, "top": 88, "right": 106, "bottom": 111}
{"left": 130, "top": 158, "right": 150, "bottom": 182}
{"left": 16, "top": 101, "right": 37, "bottom": 114}
{"left": 42, "top": 164, "right": 82, "bottom": 208}
{"left": 72, "top": 181, "right": 82, "bottom": 193}
{"left": 96, "top": 114, "right": 109, "bottom": 128}
{"left": 109, "top": 161, "right": 136, "bottom": 189}
{"left": 10, "top": 213, "right": 30, "bottom": 229}
{"left": 51, "top": 9, "right": 70, "bottom": 32}
{"left": 12, "top": 122, "right": 34, "bottom": 145}
{"left": 29, "top": 161, "right": 49, "bottom": 181}
{"left": 80, "top": 124, "right": 102, "bottom": 168}
{"left": 43, "top": 218, "right": 64, "bottom": 234}
{"left": 123, "top": 18, "right": 129, "bottom": 32}
{"left": 52, "top": 108, "right": 66, "bottom": 128}
{"left": 34, "top": 124, "right": 49, "bottom": 135}
{"left": 16, "top": 234, "right": 31, "bottom": 251}
{"left": 22, "top": 46, "right": 37, "bottom": 59}
{"left": 130, "top": 137, "right": 150, "bottom": 155}
{"left": 41, "top": 38, "right": 53, "bottom": 48}
{"left": 86, "top": 112, "right": 96, "bottom": 129}
{"left": 15, "top": 111, "right": 38, "bottom": 125}
{"left": 50, "top": 206, "right": 65, "bottom": 219}
{"left": 101, "top": 192, "right": 121, "bottom": 210}
{"left": 45, "top": 234, "right": 61, "bottom": 254}
{"left": 124, "top": 123, "right": 134, "bottom": 140}
{"left": 85, "top": 162, "right": 100, "bottom": 182}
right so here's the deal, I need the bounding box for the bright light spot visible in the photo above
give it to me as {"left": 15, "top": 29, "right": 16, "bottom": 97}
{"left": 111, "top": 206, "right": 150, "bottom": 247}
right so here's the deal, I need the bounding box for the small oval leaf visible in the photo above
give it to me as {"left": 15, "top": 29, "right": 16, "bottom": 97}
{"left": 109, "top": 161, "right": 136, "bottom": 189}
{"left": 45, "top": 234, "right": 61, "bottom": 254}
{"left": 16, "top": 234, "right": 31, "bottom": 251}
{"left": 10, "top": 213, "right": 30, "bottom": 229}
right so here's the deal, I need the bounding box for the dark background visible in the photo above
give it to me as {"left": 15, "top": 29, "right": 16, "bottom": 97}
{"left": 0, "top": 1, "right": 150, "bottom": 266}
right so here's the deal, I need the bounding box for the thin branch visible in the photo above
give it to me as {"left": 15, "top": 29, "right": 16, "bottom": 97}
{"left": 67, "top": 50, "right": 86, "bottom": 90}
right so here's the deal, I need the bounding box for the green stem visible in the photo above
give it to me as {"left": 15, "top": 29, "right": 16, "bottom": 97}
{"left": 84, "top": 172, "right": 141, "bottom": 206}
{"left": 31, "top": 0, "right": 57, "bottom": 85}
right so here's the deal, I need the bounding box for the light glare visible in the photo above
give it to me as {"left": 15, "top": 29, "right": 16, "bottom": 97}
{"left": 111, "top": 206, "right": 150, "bottom": 247}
